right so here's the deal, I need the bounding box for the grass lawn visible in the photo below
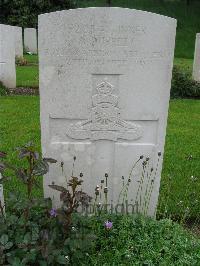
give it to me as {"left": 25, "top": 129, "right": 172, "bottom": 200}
{"left": 16, "top": 65, "right": 39, "bottom": 87}
{"left": 24, "top": 54, "right": 38, "bottom": 64}
{"left": 159, "top": 99, "right": 200, "bottom": 218}
{"left": 0, "top": 96, "right": 199, "bottom": 218}
{"left": 16, "top": 54, "right": 39, "bottom": 87}
{"left": 174, "top": 58, "right": 193, "bottom": 75}
{"left": 0, "top": 96, "right": 42, "bottom": 198}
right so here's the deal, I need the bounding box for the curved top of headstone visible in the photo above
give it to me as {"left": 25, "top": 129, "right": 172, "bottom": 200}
{"left": 39, "top": 7, "right": 176, "bottom": 23}
{"left": 39, "top": 8, "right": 176, "bottom": 62}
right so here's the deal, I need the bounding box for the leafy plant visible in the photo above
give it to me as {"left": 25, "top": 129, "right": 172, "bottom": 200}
{"left": 0, "top": 142, "right": 56, "bottom": 201}
{"left": 0, "top": 142, "right": 57, "bottom": 223}
{"left": 0, "top": 144, "right": 95, "bottom": 265}
{"left": 0, "top": 142, "right": 200, "bottom": 265}
{"left": 0, "top": 193, "right": 95, "bottom": 265}
{"left": 88, "top": 214, "right": 200, "bottom": 265}
{"left": 93, "top": 153, "right": 162, "bottom": 217}
{"left": 171, "top": 66, "right": 200, "bottom": 99}
{"left": 49, "top": 157, "right": 92, "bottom": 233}
{"left": 0, "top": 81, "right": 8, "bottom": 96}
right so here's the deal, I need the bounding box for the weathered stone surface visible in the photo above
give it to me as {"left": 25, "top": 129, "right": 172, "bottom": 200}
{"left": 39, "top": 8, "right": 176, "bottom": 216}
{"left": 13, "top": 26, "right": 23, "bottom": 57}
{"left": 24, "top": 28, "right": 37, "bottom": 54}
{"left": 0, "top": 24, "right": 16, "bottom": 88}
{"left": 193, "top": 33, "right": 200, "bottom": 82}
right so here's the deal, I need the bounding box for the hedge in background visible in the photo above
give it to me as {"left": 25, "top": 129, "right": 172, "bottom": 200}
{"left": 0, "top": 0, "right": 75, "bottom": 28}
{"left": 171, "top": 66, "right": 200, "bottom": 99}
{"left": 0, "top": 82, "right": 8, "bottom": 96}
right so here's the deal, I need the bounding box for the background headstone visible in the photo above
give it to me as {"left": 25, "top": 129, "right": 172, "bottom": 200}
{"left": 13, "top": 26, "right": 23, "bottom": 57}
{"left": 193, "top": 33, "right": 200, "bottom": 82}
{"left": 24, "top": 28, "right": 37, "bottom": 54}
{"left": 0, "top": 174, "right": 5, "bottom": 215}
{"left": 39, "top": 8, "right": 176, "bottom": 216}
{"left": 0, "top": 24, "right": 16, "bottom": 88}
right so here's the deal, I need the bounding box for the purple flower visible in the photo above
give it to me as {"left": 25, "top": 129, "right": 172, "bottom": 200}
{"left": 50, "top": 208, "right": 57, "bottom": 217}
{"left": 105, "top": 220, "right": 113, "bottom": 230}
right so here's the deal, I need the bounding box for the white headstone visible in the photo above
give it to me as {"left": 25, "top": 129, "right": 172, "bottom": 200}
{"left": 13, "top": 26, "right": 23, "bottom": 57}
{"left": 0, "top": 174, "right": 5, "bottom": 215}
{"left": 0, "top": 24, "right": 16, "bottom": 88}
{"left": 193, "top": 33, "right": 200, "bottom": 82}
{"left": 24, "top": 28, "right": 37, "bottom": 54}
{"left": 39, "top": 8, "right": 176, "bottom": 216}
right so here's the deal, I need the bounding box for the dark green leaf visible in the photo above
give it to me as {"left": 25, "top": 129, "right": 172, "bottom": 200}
{"left": 23, "top": 232, "right": 31, "bottom": 244}
{"left": 39, "top": 261, "right": 48, "bottom": 266}
{"left": 4, "top": 241, "right": 13, "bottom": 250}
{"left": 43, "top": 158, "right": 57, "bottom": 164}
{"left": 11, "top": 257, "right": 22, "bottom": 266}
{"left": 0, "top": 234, "right": 8, "bottom": 245}
{"left": 56, "top": 255, "right": 69, "bottom": 265}
{"left": 32, "top": 160, "right": 49, "bottom": 176}
{"left": 49, "top": 184, "right": 68, "bottom": 193}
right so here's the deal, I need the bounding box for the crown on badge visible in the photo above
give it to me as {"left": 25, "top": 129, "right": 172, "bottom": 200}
{"left": 93, "top": 79, "right": 118, "bottom": 106}
{"left": 96, "top": 80, "right": 114, "bottom": 95}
